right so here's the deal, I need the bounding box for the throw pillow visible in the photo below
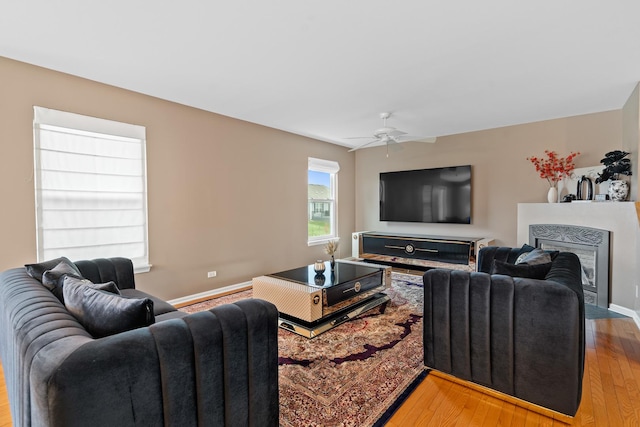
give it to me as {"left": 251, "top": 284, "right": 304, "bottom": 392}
{"left": 63, "top": 275, "right": 121, "bottom": 294}
{"left": 491, "top": 260, "right": 552, "bottom": 279}
{"left": 25, "top": 257, "right": 81, "bottom": 282}
{"left": 63, "top": 279, "right": 153, "bottom": 338}
{"left": 42, "top": 261, "right": 84, "bottom": 298}
{"left": 515, "top": 244, "right": 535, "bottom": 264}
{"left": 516, "top": 248, "right": 552, "bottom": 265}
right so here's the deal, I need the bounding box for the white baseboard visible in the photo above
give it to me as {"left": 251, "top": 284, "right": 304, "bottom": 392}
{"left": 167, "top": 281, "right": 252, "bottom": 307}
{"left": 608, "top": 304, "right": 640, "bottom": 330}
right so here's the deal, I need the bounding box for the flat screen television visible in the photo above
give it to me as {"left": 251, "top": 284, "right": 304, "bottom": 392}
{"left": 379, "top": 165, "right": 471, "bottom": 224}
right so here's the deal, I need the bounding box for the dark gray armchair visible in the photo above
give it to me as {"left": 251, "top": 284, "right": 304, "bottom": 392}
{"left": 423, "top": 246, "right": 584, "bottom": 416}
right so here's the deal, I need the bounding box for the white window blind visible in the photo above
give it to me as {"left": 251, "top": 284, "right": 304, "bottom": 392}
{"left": 33, "top": 106, "right": 150, "bottom": 272}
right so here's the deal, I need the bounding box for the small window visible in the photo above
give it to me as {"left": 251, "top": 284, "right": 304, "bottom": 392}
{"left": 308, "top": 157, "right": 339, "bottom": 244}
{"left": 33, "top": 107, "right": 150, "bottom": 272}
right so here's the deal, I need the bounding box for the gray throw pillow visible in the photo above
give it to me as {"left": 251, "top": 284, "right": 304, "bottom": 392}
{"left": 62, "top": 275, "right": 121, "bottom": 295}
{"left": 25, "top": 257, "right": 81, "bottom": 282}
{"left": 491, "top": 260, "right": 552, "bottom": 279}
{"left": 514, "top": 244, "right": 535, "bottom": 264}
{"left": 42, "top": 261, "right": 85, "bottom": 301}
{"left": 516, "top": 248, "right": 552, "bottom": 265}
{"left": 63, "top": 278, "right": 153, "bottom": 338}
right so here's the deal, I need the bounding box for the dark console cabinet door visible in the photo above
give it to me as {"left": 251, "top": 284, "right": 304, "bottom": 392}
{"left": 323, "top": 271, "right": 383, "bottom": 307}
{"left": 362, "top": 235, "right": 471, "bottom": 265}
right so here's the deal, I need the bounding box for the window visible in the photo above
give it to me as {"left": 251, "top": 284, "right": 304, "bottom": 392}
{"left": 33, "top": 107, "right": 150, "bottom": 272}
{"left": 308, "top": 157, "right": 339, "bottom": 244}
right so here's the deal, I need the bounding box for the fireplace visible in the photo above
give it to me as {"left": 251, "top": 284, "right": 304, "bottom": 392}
{"left": 529, "top": 224, "right": 610, "bottom": 307}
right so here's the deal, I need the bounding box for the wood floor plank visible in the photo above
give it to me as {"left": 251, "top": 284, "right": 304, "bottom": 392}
{"left": 479, "top": 395, "right": 504, "bottom": 426}
{"left": 613, "top": 320, "right": 640, "bottom": 422}
{"left": 428, "top": 375, "right": 468, "bottom": 426}
{"left": 468, "top": 394, "right": 491, "bottom": 426}
{"left": 509, "top": 404, "right": 531, "bottom": 427}
{"left": 593, "top": 320, "right": 626, "bottom": 426}
{"left": 585, "top": 319, "right": 611, "bottom": 426}
{"left": 389, "top": 374, "right": 443, "bottom": 426}
{"left": 495, "top": 401, "right": 517, "bottom": 427}
{"left": 607, "top": 321, "right": 640, "bottom": 425}
{"left": 453, "top": 385, "right": 482, "bottom": 427}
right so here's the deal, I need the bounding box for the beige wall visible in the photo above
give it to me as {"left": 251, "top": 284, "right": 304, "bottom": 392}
{"left": 1, "top": 54, "right": 632, "bottom": 303}
{"left": 0, "top": 56, "right": 355, "bottom": 300}
{"left": 622, "top": 83, "right": 640, "bottom": 315}
{"left": 623, "top": 83, "right": 639, "bottom": 201}
{"left": 355, "top": 111, "right": 623, "bottom": 247}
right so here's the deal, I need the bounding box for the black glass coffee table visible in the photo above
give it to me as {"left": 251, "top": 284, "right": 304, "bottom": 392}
{"left": 252, "top": 259, "right": 392, "bottom": 338}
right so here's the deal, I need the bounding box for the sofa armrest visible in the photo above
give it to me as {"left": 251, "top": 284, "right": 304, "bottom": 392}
{"left": 43, "top": 299, "right": 279, "bottom": 427}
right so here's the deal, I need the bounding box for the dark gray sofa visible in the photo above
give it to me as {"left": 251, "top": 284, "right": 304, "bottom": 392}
{"left": 0, "top": 257, "right": 279, "bottom": 427}
{"left": 423, "top": 246, "right": 584, "bottom": 416}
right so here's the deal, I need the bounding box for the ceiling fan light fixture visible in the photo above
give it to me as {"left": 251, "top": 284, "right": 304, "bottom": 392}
{"left": 346, "top": 112, "right": 436, "bottom": 153}
{"left": 374, "top": 126, "right": 396, "bottom": 137}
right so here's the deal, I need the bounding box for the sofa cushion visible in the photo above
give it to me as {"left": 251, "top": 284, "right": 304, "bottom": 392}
{"left": 25, "top": 257, "right": 82, "bottom": 282}
{"left": 491, "top": 259, "right": 553, "bottom": 279}
{"left": 63, "top": 278, "right": 154, "bottom": 338}
{"left": 120, "top": 288, "right": 177, "bottom": 316}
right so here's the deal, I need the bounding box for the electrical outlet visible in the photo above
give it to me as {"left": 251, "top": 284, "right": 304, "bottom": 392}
{"left": 207, "top": 271, "right": 217, "bottom": 278}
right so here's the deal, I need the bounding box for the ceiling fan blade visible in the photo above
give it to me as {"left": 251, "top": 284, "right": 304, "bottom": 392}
{"left": 387, "top": 129, "right": 407, "bottom": 138}
{"left": 348, "top": 139, "right": 379, "bottom": 152}
{"left": 344, "top": 136, "right": 375, "bottom": 140}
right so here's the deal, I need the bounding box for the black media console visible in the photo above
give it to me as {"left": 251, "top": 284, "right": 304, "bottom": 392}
{"left": 353, "top": 232, "right": 493, "bottom": 272}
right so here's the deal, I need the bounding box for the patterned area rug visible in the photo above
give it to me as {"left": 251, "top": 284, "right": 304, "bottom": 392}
{"left": 180, "top": 272, "right": 427, "bottom": 427}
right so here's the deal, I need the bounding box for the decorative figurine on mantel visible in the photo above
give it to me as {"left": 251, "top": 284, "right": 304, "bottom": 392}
{"left": 595, "top": 150, "right": 632, "bottom": 201}
{"left": 324, "top": 240, "right": 339, "bottom": 270}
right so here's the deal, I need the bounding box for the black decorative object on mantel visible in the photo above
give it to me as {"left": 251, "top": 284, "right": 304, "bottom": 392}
{"left": 595, "top": 150, "right": 632, "bottom": 183}
{"left": 595, "top": 150, "right": 632, "bottom": 201}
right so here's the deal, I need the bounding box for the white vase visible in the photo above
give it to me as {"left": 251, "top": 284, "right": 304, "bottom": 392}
{"left": 547, "top": 186, "right": 558, "bottom": 203}
{"left": 608, "top": 180, "right": 629, "bottom": 201}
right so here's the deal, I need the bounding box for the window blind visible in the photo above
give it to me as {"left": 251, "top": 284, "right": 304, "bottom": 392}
{"left": 33, "top": 107, "right": 150, "bottom": 272}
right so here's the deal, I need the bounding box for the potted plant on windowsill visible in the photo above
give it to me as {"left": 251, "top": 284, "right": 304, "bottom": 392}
{"left": 595, "top": 150, "right": 632, "bottom": 201}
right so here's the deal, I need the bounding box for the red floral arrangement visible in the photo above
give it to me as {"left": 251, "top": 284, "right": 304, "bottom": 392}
{"left": 527, "top": 150, "right": 580, "bottom": 187}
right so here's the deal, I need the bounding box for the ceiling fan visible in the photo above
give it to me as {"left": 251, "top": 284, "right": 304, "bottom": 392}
{"left": 346, "top": 112, "right": 437, "bottom": 154}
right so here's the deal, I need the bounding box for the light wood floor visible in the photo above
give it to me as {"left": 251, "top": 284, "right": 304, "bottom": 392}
{"left": 0, "top": 316, "right": 639, "bottom": 426}
{"left": 389, "top": 316, "right": 640, "bottom": 426}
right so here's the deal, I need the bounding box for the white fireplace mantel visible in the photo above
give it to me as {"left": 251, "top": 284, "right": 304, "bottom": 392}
{"left": 517, "top": 202, "right": 639, "bottom": 312}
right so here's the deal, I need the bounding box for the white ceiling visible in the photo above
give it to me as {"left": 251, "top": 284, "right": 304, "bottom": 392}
{"left": 2, "top": 1, "right": 640, "bottom": 149}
